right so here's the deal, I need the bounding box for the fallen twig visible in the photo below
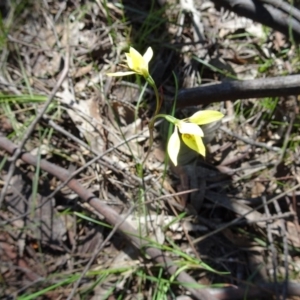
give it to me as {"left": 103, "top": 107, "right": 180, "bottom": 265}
{"left": 0, "top": 136, "right": 217, "bottom": 300}
{"left": 258, "top": 0, "right": 300, "bottom": 22}
{"left": 211, "top": 0, "right": 300, "bottom": 41}
{"left": 220, "top": 126, "right": 280, "bottom": 152}
{"left": 176, "top": 74, "right": 300, "bottom": 108}
{"left": 0, "top": 49, "right": 69, "bottom": 209}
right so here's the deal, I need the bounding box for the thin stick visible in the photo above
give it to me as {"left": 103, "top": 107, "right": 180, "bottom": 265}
{"left": 0, "top": 49, "right": 69, "bottom": 209}
{"left": 0, "top": 136, "right": 217, "bottom": 300}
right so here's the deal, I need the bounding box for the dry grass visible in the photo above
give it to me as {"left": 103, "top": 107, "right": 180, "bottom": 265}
{"left": 0, "top": 0, "right": 300, "bottom": 299}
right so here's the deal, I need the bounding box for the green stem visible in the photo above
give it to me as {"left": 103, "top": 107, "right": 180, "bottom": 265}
{"left": 152, "top": 83, "right": 161, "bottom": 117}
{"left": 142, "top": 113, "right": 168, "bottom": 165}
{"left": 147, "top": 75, "right": 161, "bottom": 117}
{"left": 142, "top": 76, "right": 162, "bottom": 164}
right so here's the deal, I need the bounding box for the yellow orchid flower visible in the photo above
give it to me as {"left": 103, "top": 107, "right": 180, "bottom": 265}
{"left": 107, "top": 46, "right": 153, "bottom": 79}
{"left": 166, "top": 110, "right": 224, "bottom": 166}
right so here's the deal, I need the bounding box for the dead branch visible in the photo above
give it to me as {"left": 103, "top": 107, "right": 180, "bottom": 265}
{"left": 211, "top": 0, "right": 300, "bottom": 42}
{"left": 0, "top": 49, "right": 69, "bottom": 209}
{"left": 0, "top": 136, "right": 217, "bottom": 300}
{"left": 258, "top": 0, "right": 300, "bottom": 22}
{"left": 176, "top": 74, "right": 300, "bottom": 108}
{"left": 2, "top": 137, "right": 300, "bottom": 299}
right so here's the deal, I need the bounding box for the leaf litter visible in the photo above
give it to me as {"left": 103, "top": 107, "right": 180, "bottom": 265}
{"left": 0, "top": 0, "right": 300, "bottom": 299}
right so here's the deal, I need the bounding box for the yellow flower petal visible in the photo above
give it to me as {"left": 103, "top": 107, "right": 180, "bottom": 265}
{"left": 125, "top": 54, "right": 134, "bottom": 70}
{"left": 177, "top": 122, "right": 204, "bottom": 136}
{"left": 143, "top": 47, "right": 153, "bottom": 64}
{"left": 182, "top": 134, "right": 206, "bottom": 156}
{"left": 167, "top": 127, "right": 180, "bottom": 166}
{"left": 188, "top": 110, "right": 224, "bottom": 125}
{"left": 107, "top": 47, "right": 152, "bottom": 79}
{"left": 126, "top": 47, "right": 144, "bottom": 71}
{"left": 107, "top": 71, "right": 135, "bottom": 77}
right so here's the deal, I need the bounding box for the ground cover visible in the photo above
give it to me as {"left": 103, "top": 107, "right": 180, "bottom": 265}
{"left": 1, "top": 0, "right": 300, "bottom": 299}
